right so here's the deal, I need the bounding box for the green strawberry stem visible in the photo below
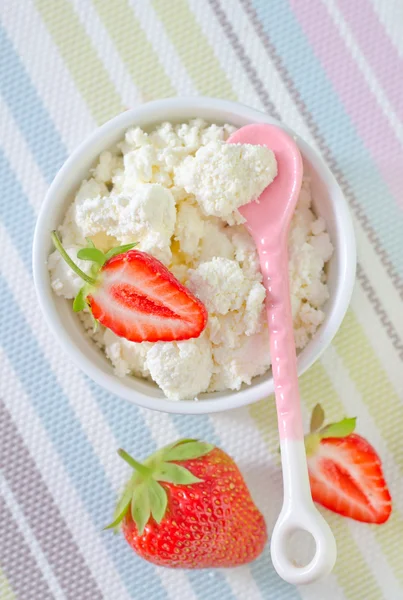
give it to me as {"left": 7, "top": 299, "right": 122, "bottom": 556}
{"left": 305, "top": 404, "right": 357, "bottom": 457}
{"left": 105, "top": 440, "right": 214, "bottom": 532}
{"left": 118, "top": 449, "right": 152, "bottom": 478}
{"left": 51, "top": 230, "right": 97, "bottom": 286}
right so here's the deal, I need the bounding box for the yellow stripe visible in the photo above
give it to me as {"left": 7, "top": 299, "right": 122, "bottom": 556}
{"left": 249, "top": 397, "right": 279, "bottom": 457}
{"left": 92, "top": 0, "right": 175, "bottom": 101}
{"left": 333, "top": 310, "right": 403, "bottom": 472}
{"left": 299, "top": 361, "right": 385, "bottom": 597}
{"left": 302, "top": 359, "right": 403, "bottom": 588}
{"left": 33, "top": 1, "right": 397, "bottom": 594}
{"left": 250, "top": 393, "right": 382, "bottom": 598}
{"left": 0, "top": 569, "right": 15, "bottom": 600}
{"left": 152, "top": 0, "right": 236, "bottom": 99}
{"left": 249, "top": 370, "right": 382, "bottom": 598}
{"left": 35, "top": 0, "right": 122, "bottom": 124}
{"left": 331, "top": 311, "right": 403, "bottom": 585}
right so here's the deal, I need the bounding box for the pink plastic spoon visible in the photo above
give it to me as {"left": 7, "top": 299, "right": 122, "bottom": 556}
{"left": 227, "top": 124, "right": 336, "bottom": 585}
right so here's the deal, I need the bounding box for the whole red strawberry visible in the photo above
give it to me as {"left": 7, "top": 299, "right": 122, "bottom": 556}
{"left": 306, "top": 405, "right": 392, "bottom": 524}
{"left": 106, "top": 440, "right": 267, "bottom": 568}
{"left": 51, "top": 232, "right": 207, "bottom": 343}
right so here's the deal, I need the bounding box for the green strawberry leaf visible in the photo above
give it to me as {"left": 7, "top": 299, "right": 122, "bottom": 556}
{"left": 131, "top": 483, "right": 151, "bottom": 535}
{"left": 86, "top": 238, "right": 95, "bottom": 248}
{"left": 77, "top": 247, "right": 106, "bottom": 266}
{"left": 144, "top": 439, "right": 199, "bottom": 468}
{"left": 152, "top": 462, "right": 202, "bottom": 485}
{"left": 148, "top": 479, "right": 168, "bottom": 524}
{"left": 73, "top": 286, "right": 88, "bottom": 312}
{"left": 104, "top": 479, "right": 134, "bottom": 531}
{"left": 164, "top": 441, "right": 214, "bottom": 462}
{"left": 321, "top": 417, "right": 356, "bottom": 439}
{"left": 310, "top": 404, "right": 325, "bottom": 433}
{"left": 105, "top": 242, "right": 138, "bottom": 260}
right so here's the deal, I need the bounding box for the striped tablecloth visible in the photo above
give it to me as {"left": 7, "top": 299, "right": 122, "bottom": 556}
{"left": 1, "top": 1, "right": 402, "bottom": 599}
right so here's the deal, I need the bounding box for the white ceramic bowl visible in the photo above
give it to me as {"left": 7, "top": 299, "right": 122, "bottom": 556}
{"left": 33, "top": 97, "right": 356, "bottom": 414}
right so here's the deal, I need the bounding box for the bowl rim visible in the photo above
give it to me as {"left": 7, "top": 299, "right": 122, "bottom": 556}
{"left": 33, "top": 96, "right": 356, "bottom": 414}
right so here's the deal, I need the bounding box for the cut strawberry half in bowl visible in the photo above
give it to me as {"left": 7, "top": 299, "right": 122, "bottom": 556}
{"left": 50, "top": 232, "right": 208, "bottom": 345}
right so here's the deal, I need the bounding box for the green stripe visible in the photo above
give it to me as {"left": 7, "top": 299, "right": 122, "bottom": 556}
{"left": 248, "top": 363, "right": 382, "bottom": 599}
{"left": 32, "top": 2, "right": 399, "bottom": 594}
{"left": 299, "top": 360, "right": 342, "bottom": 423}
{"left": 333, "top": 310, "right": 403, "bottom": 473}
{"left": 299, "top": 361, "right": 385, "bottom": 599}
{"left": 0, "top": 569, "right": 15, "bottom": 600}
{"left": 332, "top": 311, "right": 403, "bottom": 586}
{"left": 249, "top": 396, "right": 279, "bottom": 457}
{"left": 35, "top": 0, "right": 122, "bottom": 124}
{"left": 152, "top": 0, "right": 237, "bottom": 99}
{"left": 92, "top": 0, "right": 175, "bottom": 101}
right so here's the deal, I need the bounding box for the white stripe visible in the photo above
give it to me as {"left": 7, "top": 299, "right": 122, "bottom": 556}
{"left": 209, "top": 406, "right": 344, "bottom": 600}
{"left": 213, "top": 0, "right": 403, "bottom": 385}
{"left": 322, "top": 0, "right": 403, "bottom": 148}
{"left": 71, "top": 0, "right": 141, "bottom": 107}
{"left": 0, "top": 96, "right": 48, "bottom": 207}
{"left": 348, "top": 522, "right": 402, "bottom": 599}
{"left": 209, "top": 0, "right": 313, "bottom": 137}
{"left": 351, "top": 280, "right": 403, "bottom": 401}
{"left": 0, "top": 222, "right": 196, "bottom": 600}
{"left": 0, "top": 46, "right": 247, "bottom": 598}
{"left": 137, "top": 410, "right": 198, "bottom": 600}
{"left": 371, "top": 0, "right": 403, "bottom": 59}
{"left": 187, "top": 0, "right": 263, "bottom": 112}
{"left": 0, "top": 352, "right": 131, "bottom": 600}
{"left": 321, "top": 345, "right": 403, "bottom": 515}
{"left": 0, "top": 472, "right": 67, "bottom": 600}
{"left": 354, "top": 225, "right": 403, "bottom": 357}
{"left": 141, "top": 408, "right": 261, "bottom": 600}
{"left": 128, "top": 0, "right": 198, "bottom": 96}
{"left": 0, "top": 0, "right": 95, "bottom": 152}
{"left": 320, "top": 351, "right": 403, "bottom": 597}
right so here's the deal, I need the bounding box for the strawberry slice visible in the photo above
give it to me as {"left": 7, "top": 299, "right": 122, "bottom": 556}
{"left": 51, "top": 232, "right": 207, "bottom": 343}
{"left": 90, "top": 250, "right": 207, "bottom": 342}
{"left": 306, "top": 405, "right": 392, "bottom": 524}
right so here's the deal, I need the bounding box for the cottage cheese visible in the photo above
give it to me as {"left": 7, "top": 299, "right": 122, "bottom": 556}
{"left": 49, "top": 119, "right": 333, "bottom": 401}
{"left": 74, "top": 183, "right": 175, "bottom": 265}
{"left": 146, "top": 335, "right": 213, "bottom": 401}
{"left": 175, "top": 140, "right": 277, "bottom": 224}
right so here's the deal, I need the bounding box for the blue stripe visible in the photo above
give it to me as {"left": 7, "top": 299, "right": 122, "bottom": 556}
{"left": 0, "top": 137, "right": 167, "bottom": 596}
{"left": 87, "top": 382, "right": 156, "bottom": 458}
{"left": 0, "top": 26, "right": 67, "bottom": 182}
{"left": 0, "top": 33, "right": 197, "bottom": 596}
{"left": 91, "top": 386, "right": 238, "bottom": 600}
{"left": 0, "top": 273, "right": 169, "bottom": 600}
{"left": 171, "top": 415, "right": 298, "bottom": 600}
{"left": 252, "top": 0, "right": 403, "bottom": 278}
{"left": 2, "top": 17, "right": 295, "bottom": 596}
{"left": 1, "top": 151, "right": 36, "bottom": 270}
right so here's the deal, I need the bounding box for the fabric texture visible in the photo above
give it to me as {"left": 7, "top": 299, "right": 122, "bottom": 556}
{"left": 1, "top": 0, "right": 402, "bottom": 598}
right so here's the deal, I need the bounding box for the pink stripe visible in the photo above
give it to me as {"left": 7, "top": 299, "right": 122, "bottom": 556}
{"left": 291, "top": 0, "right": 403, "bottom": 209}
{"left": 338, "top": 0, "right": 403, "bottom": 121}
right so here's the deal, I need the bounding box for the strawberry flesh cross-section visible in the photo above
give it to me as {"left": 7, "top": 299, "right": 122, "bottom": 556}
{"left": 51, "top": 231, "right": 208, "bottom": 344}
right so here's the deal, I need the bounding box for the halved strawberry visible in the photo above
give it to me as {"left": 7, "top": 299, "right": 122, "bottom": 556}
{"left": 306, "top": 405, "right": 392, "bottom": 524}
{"left": 51, "top": 232, "right": 207, "bottom": 343}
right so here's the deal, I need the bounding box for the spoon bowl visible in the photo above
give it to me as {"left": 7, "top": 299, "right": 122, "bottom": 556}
{"left": 229, "top": 124, "right": 302, "bottom": 238}
{"left": 227, "top": 124, "right": 337, "bottom": 585}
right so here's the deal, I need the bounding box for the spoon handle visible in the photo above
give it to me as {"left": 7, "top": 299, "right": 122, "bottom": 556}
{"left": 258, "top": 240, "right": 337, "bottom": 584}
{"left": 259, "top": 240, "right": 303, "bottom": 441}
